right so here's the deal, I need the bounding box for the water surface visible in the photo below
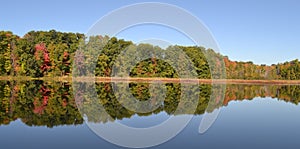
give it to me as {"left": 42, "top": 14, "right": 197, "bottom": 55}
{"left": 0, "top": 80, "right": 300, "bottom": 148}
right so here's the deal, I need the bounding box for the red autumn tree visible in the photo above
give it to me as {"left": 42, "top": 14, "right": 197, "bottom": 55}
{"left": 35, "top": 43, "right": 50, "bottom": 74}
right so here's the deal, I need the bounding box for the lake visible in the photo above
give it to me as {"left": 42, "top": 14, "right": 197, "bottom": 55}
{"left": 0, "top": 80, "right": 300, "bottom": 149}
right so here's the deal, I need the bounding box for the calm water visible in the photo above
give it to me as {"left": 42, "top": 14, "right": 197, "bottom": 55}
{"left": 0, "top": 80, "right": 300, "bottom": 149}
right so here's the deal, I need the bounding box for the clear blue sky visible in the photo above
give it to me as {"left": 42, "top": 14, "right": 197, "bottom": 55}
{"left": 1, "top": 0, "right": 300, "bottom": 65}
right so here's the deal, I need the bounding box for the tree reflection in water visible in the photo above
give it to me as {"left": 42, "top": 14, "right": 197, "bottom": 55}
{"left": 0, "top": 80, "right": 299, "bottom": 127}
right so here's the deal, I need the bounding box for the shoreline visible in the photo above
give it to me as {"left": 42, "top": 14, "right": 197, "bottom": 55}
{"left": 0, "top": 76, "right": 299, "bottom": 85}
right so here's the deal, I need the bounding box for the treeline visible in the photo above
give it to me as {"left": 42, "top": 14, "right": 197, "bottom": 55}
{"left": 224, "top": 57, "right": 300, "bottom": 80}
{"left": 0, "top": 30, "right": 84, "bottom": 77}
{"left": 0, "top": 30, "right": 299, "bottom": 80}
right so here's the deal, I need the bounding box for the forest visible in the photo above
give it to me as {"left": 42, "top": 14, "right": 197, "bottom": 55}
{"left": 0, "top": 30, "right": 300, "bottom": 80}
